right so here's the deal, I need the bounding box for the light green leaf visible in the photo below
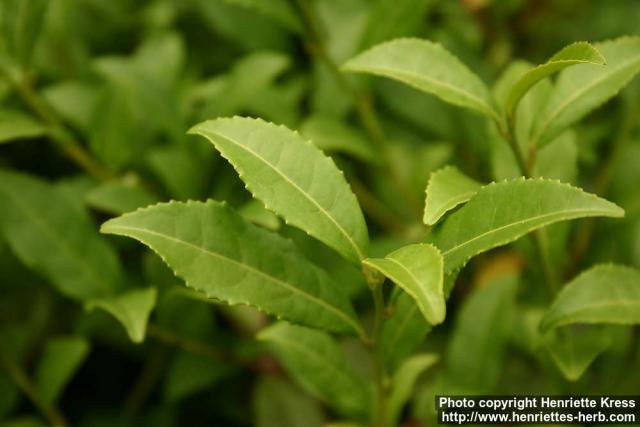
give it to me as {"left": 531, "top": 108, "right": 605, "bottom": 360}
{"left": 432, "top": 178, "right": 624, "bottom": 273}
{"left": 189, "top": 117, "right": 369, "bottom": 265}
{"left": 34, "top": 336, "right": 90, "bottom": 406}
{"left": 101, "top": 201, "right": 362, "bottom": 336}
{"left": 0, "top": 110, "right": 46, "bottom": 144}
{"left": 533, "top": 36, "right": 640, "bottom": 146}
{"left": 254, "top": 375, "right": 325, "bottom": 427}
{"left": 86, "top": 180, "right": 158, "bottom": 215}
{"left": 258, "top": 322, "right": 371, "bottom": 420}
{"left": 342, "top": 38, "right": 498, "bottom": 119}
{"left": 543, "top": 326, "right": 612, "bottom": 381}
{"left": 505, "top": 42, "right": 605, "bottom": 114}
{"left": 238, "top": 199, "right": 281, "bottom": 231}
{"left": 387, "top": 353, "right": 438, "bottom": 426}
{"left": 423, "top": 166, "right": 481, "bottom": 225}
{"left": 364, "top": 244, "right": 445, "bottom": 324}
{"left": 0, "top": 169, "right": 123, "bottom": 300}
{"left": 86, "top": 287, "right": 157, "bottom": 343}
{"left": 541, "top": 265, "right": 640, "bottom": 332}
{"left": 380, "top": 291, "right": 431, "bottom": 372}
{"left": 300, "top": 115, "right": 377, "bottom": 164}
{"left": 443, "top": 273, "right": 517, "bottom": 393}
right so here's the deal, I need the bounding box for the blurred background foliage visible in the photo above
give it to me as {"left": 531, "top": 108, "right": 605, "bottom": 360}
{"left": 0, "top": 0, "right": 639, "bottom": 426}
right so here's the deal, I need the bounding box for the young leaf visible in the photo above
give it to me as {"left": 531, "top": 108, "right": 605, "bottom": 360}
{"left": 86, "top": 287, "right": 157, "bottom": 343}
{"left": 533, "top": 36, "right": 640, "bottom": 146}
{"left": 431, "top": 178, "right": 624, "bottom": 273}
{"left": 0, "top": 169, "right": 123, "bottom": 300}
{"left": 0, "top": 0, "right": 48, "bottom": 66}
{"left": 0, "top": 110, "right": 46, "bottom": 144}
{"left": 423, "top": 166, "right": 481, "bottom": 225}
{"left": 505, "top": 42, "right": 605, "bottom": 114}
{"left": 380, "top": 291, "right": 431, "bottom": 372}
{"left": 387, "top": 353, "right": 438, "bottom": 427}
{"left": 101, "top": 201, "right": 362, "bottom": 336}
{"left": 541, "top": 264, "right": 640, "bottom": 332}
{"left": 34, "top": 336, "right": 90, "bottom": 406}
{"left": 363, "top": 244, "right": 445, "bottom": 324}
{"left": 258, "top": 322, "right": 371, "bottom": 420}
{"left": 442, "top": 273, "right": 517, "bottom": 393}
{"left": 342, "top": 38, "right": 498, "bottom": 119}
{"left": 254, "top": 375, "right": 325, "bottom": 427}
{"left": 543, "top": 326, "right": 612, "bottom": 381}
{"left": 189, "top": 117, "right": 369, "bottom": 265}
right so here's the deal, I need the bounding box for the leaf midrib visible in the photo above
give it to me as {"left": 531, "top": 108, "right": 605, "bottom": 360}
{"left": 441, "top": 207, "right": 620, "bottom": 262}
{"left": 104, "top": 224, "right": 361, "bottom": 334}
{"left": 205, "top": 130, "right": 365, "bottom": 261}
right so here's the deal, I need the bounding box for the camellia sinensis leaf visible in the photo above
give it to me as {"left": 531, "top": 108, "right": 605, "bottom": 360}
{"left": 505, "top": 42, "right": 605, "bottom": 114}
{"left": 541, "top": 264, "right": 640, "bottom": 332}
{"left": 533, "top": 36, "right": 640, "bottom": 146}
{"left": 423, "top": 166, "right": 481, "bottom": 225}
{"left": 363, "top": 244, "right": 445, "bottom": 324}
{"left": 258, "top": 322, "right": 371, "bottom": 420}
{"left": 387, "top": 353, "right": 438, "bottom": 426}
{"left": 342, "top": 38, "right": 498, "bottom": 119}
{"left": 431, "top": 178, "right": 624, "bottom": 273}
{"left": 189, "top": 117, "right": 368, "bottom": 265}
{"left": 101, "top": 200, "right": 362, "bottom": 336}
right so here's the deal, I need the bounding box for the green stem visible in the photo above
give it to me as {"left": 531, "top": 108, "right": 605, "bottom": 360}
{"left": 293, "top": 0, "right": 422, "bottom": 219}
{"left": 9, "top": 70, "right": 114, "bottom": 181}
{"left": 363, "top": 265, "right": 388, "bottom": 427}
{"left": 0, "top": 347, "right": 70, "bottom": 427}
{"left": 497, "top": 119, "right": 558, "bottom": 295}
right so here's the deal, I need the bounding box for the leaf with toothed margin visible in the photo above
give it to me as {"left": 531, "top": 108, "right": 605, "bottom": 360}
{"left": 430, "top": 178, "right": 624, "bottom": 273}
{"left": 342, "top": 38, "right": 498, "bottom": 120}
{"left": 505, "top": 41, "right": 605, "bottom": 114}
{"left": 363, "top": 244, "right": 445, "bottom": 325}
{"left": 188, "top": 117, "right": 369, "bottom": 265}
{"left": 100, "top": 200, "right": 363, "bottom": 336}
{"left": 533, "top": 36, "right": 640, "bottom": 147}
{"left": 423, "top": 166, "right": 481, "bottom": 226}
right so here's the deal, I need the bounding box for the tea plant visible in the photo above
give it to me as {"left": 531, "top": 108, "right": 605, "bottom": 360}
{"left": 1, "top": 1, "right": 640, "bottom": 426}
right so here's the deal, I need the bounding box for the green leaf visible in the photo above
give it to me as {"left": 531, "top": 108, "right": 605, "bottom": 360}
{"left": 543, "top": 326, "right": 612, "bottom": 381}
{"left": 238, "top": 199, "right": 281, "bottom": 231}
{"left": 85, "top": 180, "right": 158, "bottom": 215}
{"left": 164, "top": 352, "right": 233, "bottom": 402}
{"left": 423, "top": 166, "right": 481, "bottom": 225}
{"left": 387, "top": 353, "right": 438, "bottom": 426}
{"left": 86, "top": 287, "right": 157, "bottom": 343}
{"left": 189, "top": 117, "right": 369, "bottom": 265}
{"left": 431, "top": 178, "right": 624, "bottom": 273}
{"left": 443, "top": 273, "right": 517, "bottom": 393}
{"left": 541, "top": 264, "right": 640, "bottom": 332}
{"left": 0, "top": 110, "right": 46, "bottom": 144}
{"left": 505, "top": 42, "right": 605, "bottom": 114}
{"left": 0, "top": 0, "right": 48, "bottom": 66}
{"left": 380, "top": 291, "right": 431, "bottom": 372}
{"left": 101, "top": 201, "right": 362, "bottom": 336}
{"left": 342, "top": 38, "right": 498, "bottom": 119}
{"left": 0, "top": 169, "right": 123, "bottom": 300}
{"left": 533, "top": 36, "right": 640, "bottom": 146}
{"left": 220, "top": 0, "right": 302, "bottom": 32}
{"left": 34, "top": 336, "right": 90, "bottom": 406}
{"left": 254, "top": 375, "right": 325, "bottom": 427}
{"left": 258, "top": 322, "right": 371, "bottom": 420}
{"left": 364, "top": 244, "right": 445, "bottom": 324}
{"left": 360, "top": 0, "right": 433, "bottom": 48}
{"left": 300, "top": 115, "right": 377, "bottom": 164}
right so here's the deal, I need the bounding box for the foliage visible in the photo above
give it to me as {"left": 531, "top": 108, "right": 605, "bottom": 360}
{"left": 1, "top": 1, "right": 640, "bottom": 426}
